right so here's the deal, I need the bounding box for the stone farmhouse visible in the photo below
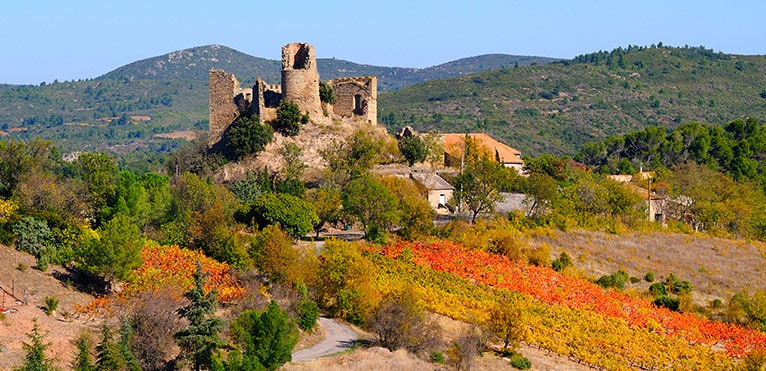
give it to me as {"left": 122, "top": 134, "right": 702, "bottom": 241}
{"left": 207, "top": 42, "right": 377, "bottom": 150}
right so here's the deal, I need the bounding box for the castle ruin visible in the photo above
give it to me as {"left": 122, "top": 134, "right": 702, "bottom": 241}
{"left": 208, "top": 42, "right": 377, "bottom": 149}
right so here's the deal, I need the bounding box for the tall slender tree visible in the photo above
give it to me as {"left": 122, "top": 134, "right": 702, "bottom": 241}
{"left": 174, "top": 263, "right": 225, "bottom": 371}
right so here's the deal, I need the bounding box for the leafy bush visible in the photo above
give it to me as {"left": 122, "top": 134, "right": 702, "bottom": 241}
{"left": 649, "top": 282, "right": 667, "bottom": 296}
{"left": 319, "top": 81, "right": 335, "bottom": 104}
{"left": 644, "top": 271, "right": 655, "bottom": 282}
{"left": 241, "top": 193, "right": 319, "bottom": 239}
{"left": 43, "top": 296, "right": 59, "bottom": 316}
{"left": 666, "top": 273, "right": 693, "bottom": 294}
{"left": 510, "top": 354, "right": 532, "bottom": 369}
{"left": 297, "top": 299, "right": 319, "bottom": 332}
{"left": 596, "top": 270, "right": 629, "bottom": 289}
{"left": 430, "top": 351, "right": 445, "bottom": 363}
{"left": 275, "top": 101, "right": 308, "bottom": 136}
{"left": 228, "top": 301, "right": 299, "bottom": 371}
{"left": 654, "top": 295, "right": 680, "bottom": 311}
{"left": 551, "top": 251, "right": 572, "bottom": 272}
{"left": 226, "top": 115, "right": 273, "bottom": 159}
{"left": 398, "top": 135, "right": 427, "bottom": 166}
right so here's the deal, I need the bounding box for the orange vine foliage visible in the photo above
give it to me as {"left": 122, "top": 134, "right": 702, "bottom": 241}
{"left": 76, "top": 244, "right": 246, "bottom": 317}
{"left": 375, "top": 241, "right": 766, "bottom": 360}
{"left": 129, "top": 244, "right": 246, "bottom": 302}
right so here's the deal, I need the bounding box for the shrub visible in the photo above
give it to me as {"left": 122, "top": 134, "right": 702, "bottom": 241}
{"left": 43, "top": 296, "right": 59, "bottom": 316}
{"left": 398, "top": 135, "right": 427, "bottom": 166}
{"left": 430, "top": 351, "right": 445, "bottom": 363}
{"left": 226, "top": 115, "right": 273, "bottom": 159}
{"left": 319, "top": 81, "right": 335, "bottom": 104}
{"left": 551, "top": 251, "right": 572, "bottom": 272}
{"left": 596, "top": 270, "right": 629, "bottom": 289}
{"left": 654, "top": 295, "right": 680, "bottom": 311}
{"left": 644, "top": 271, "right": 655, "bottom": 282}
{"left": 13, "top": 216, "right": 55, "bottom": 271}
{"left": 510, "top": 354, "right": 532, "bottom": 369}
{"left": 275, "top": 101, "right": 308, "bottom": 136}
{"left": 649, "top": 282, "right": 667, "bottom": 296}
{"left": 667, "top": 274, "right": 693, "bottom": 294}
{"left": 297, "top": 299, "right": 319, "bottom": 332}
{"left": 525, "top": 243, "right": 550, "bottom": 267}
{"left": 242, "top": 193, "right": 319, "bottom": 239}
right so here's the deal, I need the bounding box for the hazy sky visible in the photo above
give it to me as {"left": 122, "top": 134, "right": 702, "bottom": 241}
{"left": 1, "top": 0, "right": 764, "bottom": 85}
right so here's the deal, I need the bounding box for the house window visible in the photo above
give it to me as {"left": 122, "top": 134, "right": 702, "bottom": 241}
{"left": 439, "top": 193, "right": 446, "bottom": 205}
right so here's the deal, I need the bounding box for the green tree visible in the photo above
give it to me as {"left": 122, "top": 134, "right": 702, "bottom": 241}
{"left": 117, "top": 318, "right": 140, "bottom": 371}
{"left": 228, "top": 301, "right": 299, "bottom": 371}
{"left": 72, "top": 331, "right": 95, "bottom": 371}
{"left": 321, "top": 129, "right": 383, "bottom": 185}
{"left": 275, "top": 142, "right": 306, "bottom": 197}
{"left": 77, "top": 213, "right": 144, "bottom": 287}
{"left": 398, "top": 135, "right": 427, "bottom": 166}
{"left": 95, "top": 323, "right": 122, "bottom": 371}
{"left": 275, "top": 101, "right": 308, "bottom": 136}
{"left": 452, "top": 137, "right": 504, "bottom": 223}
{"left": 342, "top": 174, "right": 399, "bottom": 241}
{"left": 75, "top": 152, "right": 119, "bottom": 222}
{"left": 380, "top": 176, "right": 434, "bottom": 239}
{"left": 242, "top": 193, "right": 318, "bottom": 239}
{"left": 15, "top": 318, "right": 58, "bottom": 371}
{"left": 13, "top": 216, "right": 55, "bottom": 271}
{"left": 305, "top": 186, "right": 342, "bottom": 238}
{"left": 174, "top": 264, "right": 226, "bottom": 371}
{"left": 226, "top": 115, "right": 273, "bottom": 159}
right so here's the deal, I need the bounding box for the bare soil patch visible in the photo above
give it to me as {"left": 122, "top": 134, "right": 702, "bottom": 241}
{"left": 154, "top": 130, "right": 198, "bottom": 141}
{"left": 530, "top": 229, "right": 766, "bottom": 304}
{"left": 0, "top": 245, "right": 99, "bottom": 370}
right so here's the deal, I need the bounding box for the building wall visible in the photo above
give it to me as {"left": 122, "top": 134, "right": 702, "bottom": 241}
{"left": 209, "top": 69, "right": 250, "bottom": 148}
{"left": 331, "top": 77, "right": 377, "bottom": 124}
{"left": 281, "top": 43, "right": 322, "bottom": 119}
{"left": 427, "top": 189, "right": 454, "bottom": 214}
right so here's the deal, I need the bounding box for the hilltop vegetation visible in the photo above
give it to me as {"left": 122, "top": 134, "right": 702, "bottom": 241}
{"left": 379, "top": 44, "right": 766, "bottom": 156}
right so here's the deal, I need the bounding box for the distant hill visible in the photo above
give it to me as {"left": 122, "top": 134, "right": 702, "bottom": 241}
{"left": 378, "top": 45, "right": 766, "bottom": 156}
{"left": 0, "top": 45, "right": 556, "bottom": 156}
{"left": 103, "top": 44, "right": 558, "bottom": 91}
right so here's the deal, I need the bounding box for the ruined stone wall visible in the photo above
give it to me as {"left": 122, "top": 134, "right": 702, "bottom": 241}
{"left": 253, "top": 78, "right": 282, "bottom": 122}
{"left": 331, "top": 76, "right": 377, "bottom": 125}
{"left": 209, "top": 69, "right": 250, "bottom": 148}
{"left": 281, "top": 43, "right": 322, "bottom": 119}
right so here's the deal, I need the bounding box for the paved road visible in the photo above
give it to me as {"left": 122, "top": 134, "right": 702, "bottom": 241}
{"left": 291, "top": 317, "right": 357, "bottom": 362}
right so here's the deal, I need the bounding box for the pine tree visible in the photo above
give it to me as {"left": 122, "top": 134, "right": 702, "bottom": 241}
{"left": 174, "top": 263, "right": 225, "bottom": 371}
{"left": 117, "top": 318, "right": 140, "bottom": 371}
{"left": 72, "top": 331, "right": 95, "bottom": 371}
{"left": 95, "top": 322, "right": 122, "bottom": 371}
{"left": 15, "top": 318, "right": 58, "bottom": 371}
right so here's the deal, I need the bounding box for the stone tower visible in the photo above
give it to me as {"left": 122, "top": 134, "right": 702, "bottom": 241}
{"left": 280, "top": 43, "right": 322, "bottom": 119}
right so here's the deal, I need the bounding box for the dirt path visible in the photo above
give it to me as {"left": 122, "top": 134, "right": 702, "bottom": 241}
{"left": 291, "top": 317, "right": 357, "bottom": 362}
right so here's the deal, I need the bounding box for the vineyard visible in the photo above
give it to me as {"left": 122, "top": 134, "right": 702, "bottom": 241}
{"left": 368, "top": 240, "right": 766, "bottom": 370}
{"left": 76, "top": 244, "right": 246, "bottom": 316}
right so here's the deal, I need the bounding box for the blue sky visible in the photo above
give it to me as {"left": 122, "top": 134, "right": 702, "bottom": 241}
{"left": 1, "top": 0, "right": 764, "bottom": 85}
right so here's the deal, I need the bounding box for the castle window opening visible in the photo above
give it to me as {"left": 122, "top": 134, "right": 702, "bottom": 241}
{"left": 354, "top": 94, "right": 363, "bottom": 114}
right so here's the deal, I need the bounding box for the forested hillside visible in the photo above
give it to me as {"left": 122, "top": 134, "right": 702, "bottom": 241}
{"left": 378, "top": 44, "right": 766, "bottom": 156}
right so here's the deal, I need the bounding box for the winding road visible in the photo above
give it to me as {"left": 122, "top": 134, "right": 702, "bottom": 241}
{"left": 291, "top": 317, "right": 358, "bottom": 362}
